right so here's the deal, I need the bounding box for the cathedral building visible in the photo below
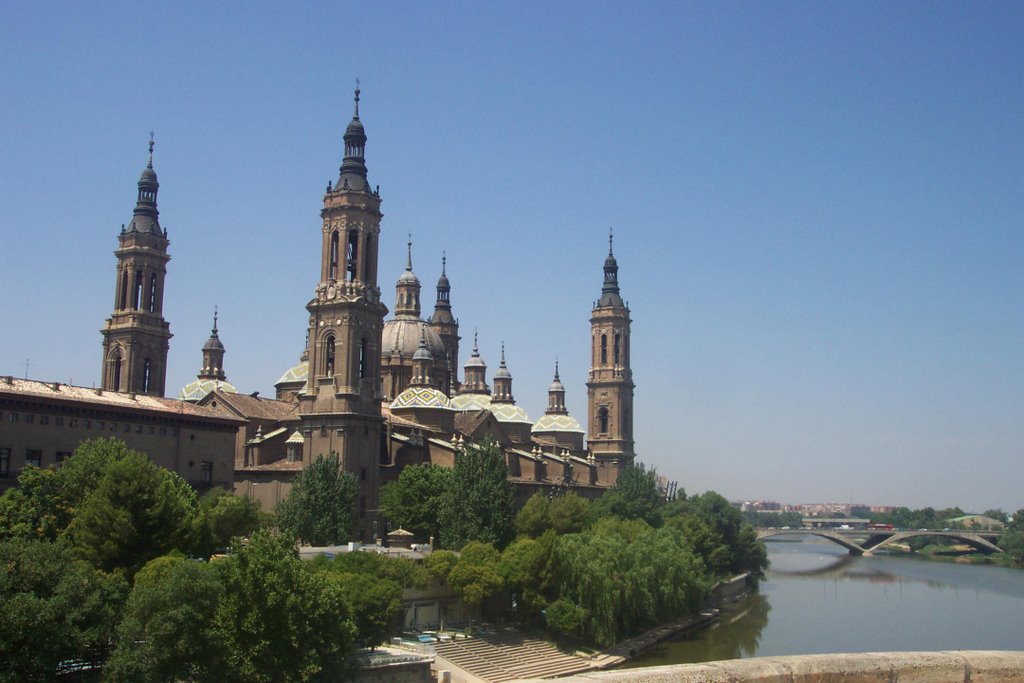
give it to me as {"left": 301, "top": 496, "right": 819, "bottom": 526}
{"left": 1, "top": 87, "right": 637, "bottom": 541}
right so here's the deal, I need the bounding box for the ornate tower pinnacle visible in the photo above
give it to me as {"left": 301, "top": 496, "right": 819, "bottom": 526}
{"left": 461, "top": 330, "right": 489, "bottom": 395}
{"left": 100, "top": 136, "right": 172, "bottom": 395}
{"left": 430, "top": 250, "right": 460, "bottom": 394}
{"left": 199, "top": 307, "right": 226, "bottom": 381}
{"left": 394, "top": 235, "right": 422, "bottom": 317}
{"left": 546, "top": 359, "right": 568, "bottom": 415}
{"left": 492, "top": 342, "right": 515, "bottom": 404}
{"left": 587, "top": 230, "right": 635, "bottom": 483}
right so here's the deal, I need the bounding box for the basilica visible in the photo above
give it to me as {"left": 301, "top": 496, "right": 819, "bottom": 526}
{"left": 1, "top": 88, "right": 638, "bottom": 542}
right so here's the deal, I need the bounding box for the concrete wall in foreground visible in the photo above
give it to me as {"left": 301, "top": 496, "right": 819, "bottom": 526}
{"left": 521, "top": 651, "right": 1024, "bottom": 682}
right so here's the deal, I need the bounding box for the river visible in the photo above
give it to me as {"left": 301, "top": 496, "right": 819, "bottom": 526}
{"left": 625, "top": 537, "right": 1024, "bottom": 667}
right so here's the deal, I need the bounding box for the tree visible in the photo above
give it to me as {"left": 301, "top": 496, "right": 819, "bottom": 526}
{"left": 549, "top": 492, "right": 590, "bottom": 535}
{"left": 515, "top": 492, "right": 552, "bottom": 538}
{"left": 379, "top": 463, "right": 452, "bottom": 540}
{"left": 590, "top": 460, "right": 664, "bottom": 527}
{"left": 545, "top": 597, "right": 587, "bottom": 640}
{"left": 57, "top": 437, "right": 136, "bottom": 510}
{"left": 106, "top": 554, "right": 224, "bottom": 682}
{"left": 438, "top": 440, "right": 516, "bottom": 550}
{"left": 68, "top": 450, "right": 199, "bottom": 576}
{"left": 0, "top": 466, "right": 70, "bottom": 542}
{"left": 422, "top": 549, "right": 459, "bottom": 584}
{"left": 191, "top": 488, "right": 266, "bottom": 558}
{"left": 0, "top": 539, "right": 125, "bottom": 681}
{"left": 212, "top": 530, "right": 357, "bottom": 681}
{"left": 999, "top": 509, "right": 1024, "bottom": 565}
{"left": 447, "top": 541, "right": 505, "bottom": 618}
{"left": 330, "top": 573, "right": 403, "bottom": 649}
{"left": 276, "top": 453, "right": 358, "bottom": 546}
{"left": 670, "top": 491, "right": 768, "bottom": 578}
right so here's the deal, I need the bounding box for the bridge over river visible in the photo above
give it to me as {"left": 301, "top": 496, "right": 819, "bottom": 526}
{"left": 756, "top": 527, "right": 1002, "bottom": 555}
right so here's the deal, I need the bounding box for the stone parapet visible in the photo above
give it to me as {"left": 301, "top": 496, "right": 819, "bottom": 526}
{"left": 519, "top": 651, "right": 1024, "bottom": 682}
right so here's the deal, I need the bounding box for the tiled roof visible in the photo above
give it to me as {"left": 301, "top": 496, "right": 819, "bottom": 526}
{"left": 235, "top": 459, "right": 304, "bottom": 472}
{"left": 0, "top": 377, "right": 243, "bottom": 424}
{"left": 206, "top": 390, "right": 297, "bottom": 421}
{"left": 532, "top": 413, "right": 584, "bottom": 433}
{"left": 179, "top": 378, "right": 237, "bottom": 402}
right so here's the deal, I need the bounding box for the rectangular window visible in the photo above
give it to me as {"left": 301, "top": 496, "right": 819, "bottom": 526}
{"left": 135, "top": 424, "right": 143, "bottom": 434}
{"left": 148, "top": 426, "right": 155, "bottom": 435}
{"left": 0, "top": 448, "right": 9, "bottom": 477}
{"left": 40, "top": 416, "right": 49, "bottom": 426}
{"left": 201, "top": 461, "right": 213, "bottom": 484}
{"left": 68, "top": 419, "right": 77, "bottom": 428}
{"left": 8, "top": 413, "right": 17, "bottom": 422}
{"left": 25, "top": 414, "right": 34, "bottom": 424}
{"left": 55, "top": 417, "right": 64, "bottom": 426}
{"left": 25, "top": 449, "right": 42, "bottom": 468}
{"left": 97, "top": 421, "right": 105, "bottom": 430}
{"left": 159, "top": 427, "right": 166, "bottom": 436}
{"left": 55, "top": 451, "right": 71, "bottom": 465}
{"left": 84, "top": 420, "right": 91, "bottom": 430}
{"left": 360, "top": 467, "right": 367, "bottom": 481}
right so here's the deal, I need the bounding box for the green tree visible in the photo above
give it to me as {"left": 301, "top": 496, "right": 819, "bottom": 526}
{"left": 212, "top": 530, "right": 357, "bottom": 681}
{"left": 192, "top": 488, "right": 266, "bottom": 557}
{"left": 276, "top": 453, "right": 358, "bottom": 546}
{"left": 439, "top": 440, "right": 516, "bottom": 550}
{"left": 448, "top": 541, "right": 505, "bottom": 618}
{"left": 515, "top": 492, "right": 552, "bottom": 538}
{"left": 331, "top": 572, "right": 403, "bottom": 649}
{"left": 68, "top": 451, "right": 199, "bottom": 576}
{"left": 0, "top": 538, "right": 125, "bottom": 681}
{"left": 499, "top": 531, "right": 558, "bottom": 621}
{"left": 422, "top": 549, "right": 459, "bottom": 584}
{"left": 58, "top": 437, "right": 137, "bottom": 510}
{"left": 379, "top": 463, "right": 452, "bottom": 540}
{"left": 106, "top": 554, "right": 224, "bottom": 682}
{"left": 549, "top": 492, "right": 591, "bottom": 535}
{"left": 590, "top": 460, "right": 664, "bottom": 527}
{"left": 544, "top": 597, "right": 587, "bottom": 640}
{"left": 671, "top": 491, "right": 767, "bottom": 578}
{"left": 999, "top": 509, "right": 1024, "bottom": 565}
{"left": 0, "top": 466, "right": 70, "bottom": 542}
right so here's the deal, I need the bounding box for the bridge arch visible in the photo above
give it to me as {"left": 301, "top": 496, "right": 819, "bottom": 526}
{"left": 756, "top": 529, "right": 867, "bottom": 554}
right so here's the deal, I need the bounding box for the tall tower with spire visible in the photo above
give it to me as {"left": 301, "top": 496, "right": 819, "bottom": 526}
{"left": 299, "top": 84, "right": 387, "bottom": 541}
{"left": 430, "top": 253, "right": 460, "bottom": 396}
{"left": 100, "top": 136, "right": 172, "bottom": 395}
{"left": 586, "top": 230, "right": 635, "bottom": 483}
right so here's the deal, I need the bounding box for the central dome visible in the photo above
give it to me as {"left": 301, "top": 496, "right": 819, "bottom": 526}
{"left": 382, "top": 316, "right": 446, "bottom": 362}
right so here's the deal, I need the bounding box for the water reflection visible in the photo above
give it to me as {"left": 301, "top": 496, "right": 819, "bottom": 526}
{"left": 624, "top": 537, "right": 1024, "bottom": 668}
{"left": 622, "top": 593, "right": 770, "bottom": 667}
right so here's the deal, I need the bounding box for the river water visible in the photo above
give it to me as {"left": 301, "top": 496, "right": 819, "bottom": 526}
{"left": 626, "top": 537, "right": 1024, "bottom": 667}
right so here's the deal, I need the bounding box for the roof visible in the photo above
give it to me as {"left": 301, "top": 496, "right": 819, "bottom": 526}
{"left": 532, "top": 413, "right": 584, "bottom": 433}
{"left": 489, "top": 402, "right": 530, "bottom": 423}
{"left": 390, "top": 386, "right": 453, "bottom": 411}
{"left": 235, "top": 459, "right": 305, "bottom": 472}
{"left": 275, "top": 360, "right": 308, "bottom": 386}
{"left": 382, "top": 405, "right": 434, "bottom": 430}
{"left": 247, "top": 426, "right": 288, "bottom": 444}
{"left": 201, "top": 390, "right": 297, "bottom": 422}
{"left": 179, "top": 378, "right": 237, "bottom": 402}
{"left": 450, "top": 393, "right": 492, "bottom": 412}
{"left": 0, "top": 377, "right": 244, "bottom": 426}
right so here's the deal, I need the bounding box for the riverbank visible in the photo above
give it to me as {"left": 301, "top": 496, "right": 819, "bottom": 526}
{"left": 876, "top": 544, "right": 1022, "bottom": 569}
{"left": 596, "top": 572, "right": 755, "bottom": 667}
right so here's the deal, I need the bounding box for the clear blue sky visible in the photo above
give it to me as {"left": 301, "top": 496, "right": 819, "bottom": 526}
{"left": 2, "top": 2, "right": 1021, "bottom": 512}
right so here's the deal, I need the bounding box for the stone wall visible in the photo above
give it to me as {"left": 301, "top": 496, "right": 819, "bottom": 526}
{"left": 520, "top": 651, "right": 1024, "bottom": 682}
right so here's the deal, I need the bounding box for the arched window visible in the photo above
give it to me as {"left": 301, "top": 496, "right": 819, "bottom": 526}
{"left": 614, "top": 333, "right": 621, "bottom": 364}
{"left": 600, "top": 334, "right": 608, "bottom": 364}
{"left": 324, "top": 335, "right": 336, "bottom": 376}
{"left": 346, "top": 230, "right": 359, "bottom": 281}
{"left": 148, "top": 274, "right": 158, "bottom": 312}
{"left": 119, "top": 269, "right": 129, "bottom": 310}
{"left": 133, "top": 270, "right": 143, "bottom": 309}
{"left": 364, "top": 234, "right": 374, "bottom": 282}
{"left": 112, "top": 352, "right": 123, "bottom": 392}
{"left": 598, "top": 407, "right": 609, "bottom": 433}
{"left": 359, "top": 338, "right": 368, "bottom": 378}
{"left": 142, "top": 359, "right": 152, "bottom": 393}
{"left": 329, "top": 231, "right": 339, "bottom": 280}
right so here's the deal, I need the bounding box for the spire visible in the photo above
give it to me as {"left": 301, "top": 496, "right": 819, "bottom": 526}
{"left": 395, "top": 236, "right": 422, "bottom": 317}
{"left": 338, "top": 80, "right": 369, "bottom": 191}
{"left": 411, "top": 326, "right": 433, "bottom": 387}
{"left": 598, "top": 227, "right": 623, "bottom": 307}
{"left": 200, "top": 306, "right": 226, "bottom": 380}
{"left": 547, "top": 358, "right": 567, "bottom": 414}
{"left": 492, "top": 342, "right": 514, "bottom": 403}
{"left": 461, "top": 329, "right": 489, "bottom": 394}
{"left": 129, "top": 134, "right": 162, "bottom": 235}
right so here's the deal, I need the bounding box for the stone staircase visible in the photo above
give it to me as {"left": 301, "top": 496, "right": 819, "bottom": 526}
{"left": 433, "top": 631, "right": 594, "bottom": 681}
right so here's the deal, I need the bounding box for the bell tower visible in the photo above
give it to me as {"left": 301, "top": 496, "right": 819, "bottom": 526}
{"left": 298, "top": 84, "right": 388, "bottom": 541}
{"left": 586, "top": 230, "right": 635, "bottom": 484}
{"left": 100, "top": 136, "right": 172, "bottom": 395}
